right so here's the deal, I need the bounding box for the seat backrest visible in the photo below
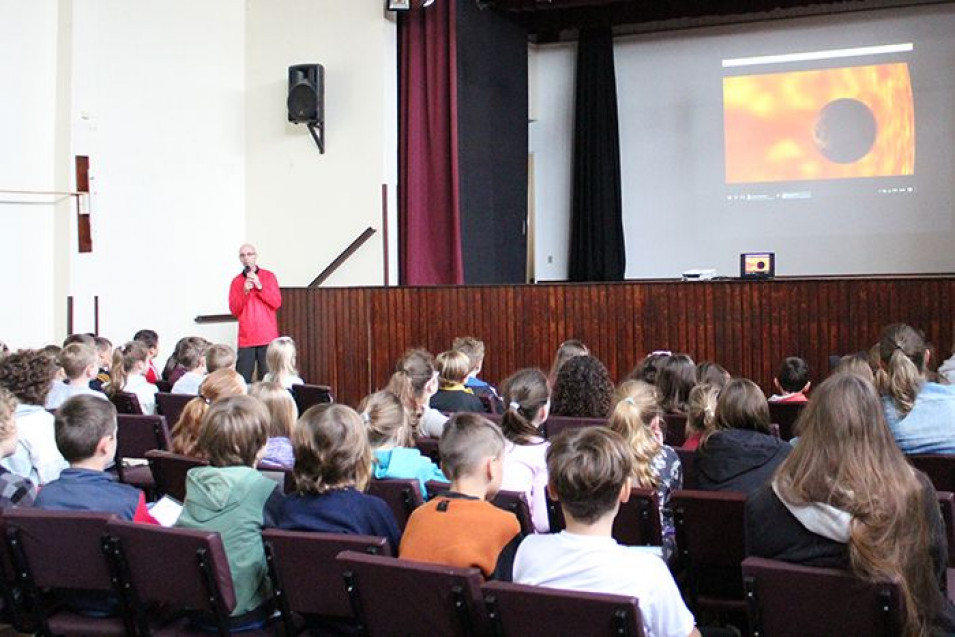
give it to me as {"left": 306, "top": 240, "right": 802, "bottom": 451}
{"left": 742, "top": 556, "right": 903, "bottom": 637}
{"left": 415, "top": 437, "right": 441, "bottom": 464}
{"left": 154, "top": 392, "right": 195, "bottom": 428}
{"left": 110, "top": 391, "right": 143, "bottom": 415}
{"left": 144, "top": 449, "right": 207, "bottom": 501}
{"left": 490, "top": 490, "right": 534, "bottom": 537}
{"left": 4, "top": 508, "right": 116, "bottom": 592}
{"left": 910, "top": 454, "right": 955, "bottom": 493}
{"left": 675, "top": 447, "right": 697, "bottom": 489}
{"left": 115, "top": 414, "right": 171, "bottom": 460}
{"left": 938, "top": 491, "right": 955, "bottom": 568}
{"left": 662, "top": 413, "right": 687, "bottom": 447}
{"left": 366, "top": 478, "right": 424, "bottom": 531}
{"left": 482, "top": 580, "right": 645, "bottom": 637}
{"left": 154, "top": 379, "right": 173, "bottom": 393}
{"left": 612, "top": 487, "right": 662, "bottom": 547}
{"left": 262, "top": 529, "right": 389, "bottom": 620}
{"left": 542, "top": 415, "right": 606, "bottom": 441}
{"left": 337, "top": 550, "right": 487, "bottom": 637}
{"left": 767, "top": 401, "right": 806, "bottom": 441}
{"left": 291, "top": 383, "right": 334, "bottom": 415}
{"left": 106, "top": 519, "right": 236, "bottom": 613}
{"left": 257, "top": 463, "right": 296, "bottom": 494}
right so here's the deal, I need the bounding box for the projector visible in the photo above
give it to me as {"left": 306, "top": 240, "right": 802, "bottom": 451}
{"left": 682, "top": 268, "right": 718, "bottom": 281}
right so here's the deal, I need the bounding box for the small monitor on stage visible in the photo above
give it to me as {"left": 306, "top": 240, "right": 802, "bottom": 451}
{"left": 740, "top": 252, "right": 775, "bottom": 279}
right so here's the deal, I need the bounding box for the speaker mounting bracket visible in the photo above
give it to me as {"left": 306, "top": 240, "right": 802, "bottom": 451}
{"left": 306, "top": 121, "right": 325, "bottom": 154}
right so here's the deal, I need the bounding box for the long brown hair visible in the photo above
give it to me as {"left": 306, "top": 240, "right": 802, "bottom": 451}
{"left": 171, "top": 369, "right": 247, "bottom": 457}
{"left": 500, "top": 368, "right": 550, "bottom": 445}
{"left": 774, "top": 373, "right": 937, "bottom": 636}
{"left": 293, "top": 404, "right": 372, "bottom": 494}
{"left": 879, "top": 323, "right": 928, "bottom": 418}
{"left": 385, "top": 349, "right": 436, "bottom": 434}
{"left": 108, "top": 341, "right": 149, "bottom": 396}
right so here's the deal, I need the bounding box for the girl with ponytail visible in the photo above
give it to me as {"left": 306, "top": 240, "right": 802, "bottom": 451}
{"left": 385, "top": 349, "right": 448, "bottom": 438}
{"left": 878, "top": 323, "right": 955, "bottom": 454}
{"left": 107, "top": 341, "right": 158, "bottom": 415}
{"left": 499, "top": 368, "right": 551, "bottom": 532}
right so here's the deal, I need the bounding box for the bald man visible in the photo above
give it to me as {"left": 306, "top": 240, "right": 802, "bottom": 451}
{"left": 228, "top": 244, "right": 282, "bottom": 382}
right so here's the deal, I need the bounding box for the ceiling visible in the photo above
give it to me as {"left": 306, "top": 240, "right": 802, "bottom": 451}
{"left": 484, "top": 0, "right": 950, "bottom": 42}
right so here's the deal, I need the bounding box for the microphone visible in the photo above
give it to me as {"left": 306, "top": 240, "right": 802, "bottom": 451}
{"left": 243, "top": 265, "right": 252, "bottom": 277}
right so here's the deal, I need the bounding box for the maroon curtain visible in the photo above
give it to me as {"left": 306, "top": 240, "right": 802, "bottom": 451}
{"left": 398, "top": 1, "right": 464, "bottom": 285}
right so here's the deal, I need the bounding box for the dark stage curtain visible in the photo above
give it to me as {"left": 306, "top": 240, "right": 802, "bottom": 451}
{"left": 569, "top": 27, "right": 626, "bottom": 282}
{"left": 398, "top": 2, "right": 464, "bottom": 285}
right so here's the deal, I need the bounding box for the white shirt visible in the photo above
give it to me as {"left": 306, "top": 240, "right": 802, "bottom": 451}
{"left": 501, "top": 438, "right": 550, "bottom": 533}
{"left": 172, "top": 371, "right": 205, "bottom": 395}
{"left": 418, "top": 407, "right": 449, "bottom": 438}
{"left": 67, "top": 385, "right": 109, "bottom": 401}
{"left": 1, "top": 405, "right": 68, "bottom": 486}
{"left": 44, "top": 380, "right": 72, "bottom": 410}
{"left": 125, "top": 373, "right": 158, "bottom": 415}
{"left": 514, "top": 531, "right": 696, "bottom": 637}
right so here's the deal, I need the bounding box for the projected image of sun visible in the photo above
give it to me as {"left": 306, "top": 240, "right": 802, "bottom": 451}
{"left": 723, "top": 63, "right": 915, "bottom": 183}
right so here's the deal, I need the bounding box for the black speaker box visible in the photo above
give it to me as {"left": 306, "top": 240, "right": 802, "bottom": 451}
{"left": 287, "top": 64, "right": 324, "bottom": 123}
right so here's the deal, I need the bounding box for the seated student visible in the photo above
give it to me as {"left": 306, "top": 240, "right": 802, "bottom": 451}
{"left": 696, "top": 378, "right": 791, "bottom": 493}
{"left": 248, "top": 381, "right": 297, "bottom": 468}
{"left": 106, "top": 341, "right": 158, "bottom": 415}
{"left": 171, "top": 369, "right": 247, "bottom": 458}
{"left": 429, "top": 350, "right": 487, "bottom": 414}
{"left": 277, "top": 403, "right": 400, "bottom": 549}
{"left": 0, "top": 349, "right": 69, "bottom": 485}
{"left": 453, "top": 336, "right": 503, "bottom": 407}
{"left": 55, "top": 343, "right": 108, "bottom": 405}
{"left": 0, "top": 387, "right": 37, "bottom": 507}
{"left": 695, "top": 361, "right": 730, "bottom": 389}
{"left": 499, "top": 369, "right": 551, "bottom": 533}
{"left": 35, "top": 395, "right": 157, "bottom": 523}
{"left": 548, "top": 339, "right": 590, "bottom": 388}
{"left": 171, "top": 339, "right": 209, "bottom": 395}
{"left": 878, "top": 323, "right": 955, "bottom": 454}
{"left": 133, "top": 329, "right": 162, "bottom": 385}
{"left": 162, "top": 336, "right": 191, "bottom": 385}
{"left": 176, "top": 395, "right": 283, "bottom": 623}
{"left": 90, "top": 336, "right": 112, "bottom": 392}
{"left": 360, "top": 390, "right": 447, "bottom": 497}
{"left": 684, "top": 383, "right": 719, "bottom": 451}
{"left": 656, "top": 354, "right": 697, "bottom": 415}
{"left": 550, "top": 355, "right": 614, "bottom": 419}
{"left": 747, "top": 373, "right": 955, "bottom": 636}
{"left": 768, "top": 356, "right": 811, "bottom": 403}
{"left": 262, "top": 336, "right": 304, "bottom": 390}
{"left": 387, "top": 349, "right": 448, "bottom": 438}
{"left": 400, "top": 413, "right": 521, "bottom": 579}
{"left": 42, "top": 345, "right": 72, "bottom": 410}
{"left": 205, "top": 343, "right": 237, "bottom": 374}
{"left": 514, "top": 427, "right": 701, "bottom": 637}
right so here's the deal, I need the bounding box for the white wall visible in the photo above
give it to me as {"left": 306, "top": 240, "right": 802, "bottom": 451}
{"left": 245, "top": 1, "right": 398, "bottom": 288}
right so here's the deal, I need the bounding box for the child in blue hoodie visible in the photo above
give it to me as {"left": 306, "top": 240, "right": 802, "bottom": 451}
{"left": 176, "top": 395, "right": 283, "bottom": 625}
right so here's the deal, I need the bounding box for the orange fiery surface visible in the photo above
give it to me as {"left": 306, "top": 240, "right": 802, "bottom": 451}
{"left": 723, "top": 63, "right": 914, "bottom": 184}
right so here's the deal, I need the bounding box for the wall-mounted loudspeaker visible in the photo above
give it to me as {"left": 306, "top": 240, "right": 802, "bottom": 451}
{"left": 288, "top": 64, "right": 324, "bottom": 123}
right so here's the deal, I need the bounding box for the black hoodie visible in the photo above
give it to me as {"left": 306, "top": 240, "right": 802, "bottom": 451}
{"left": 695, "top": 428, "right": 792, "bottom": 494}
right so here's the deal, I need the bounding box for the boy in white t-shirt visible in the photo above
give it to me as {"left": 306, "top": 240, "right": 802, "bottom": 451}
{"left": 514, "top": 427, "right": 701, "bottom": 637}
{"left": 171, "top": 339, "right": 209, "bottom": 395}
{"left": 57, "top": 344, "right": 109, "bottom": 405}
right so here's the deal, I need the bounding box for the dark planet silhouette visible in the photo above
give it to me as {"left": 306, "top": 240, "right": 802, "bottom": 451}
{"left": 812, "top": 98, "right": 877, "bottom": 164}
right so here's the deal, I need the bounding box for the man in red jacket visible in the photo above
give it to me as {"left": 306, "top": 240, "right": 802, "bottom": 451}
{"left": 229, "top": 244, "right": 282, "bottom": 382}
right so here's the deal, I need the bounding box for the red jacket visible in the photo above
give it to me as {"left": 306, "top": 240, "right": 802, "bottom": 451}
{"left": 228, "top": 268, "right": 282, "bottom": 348}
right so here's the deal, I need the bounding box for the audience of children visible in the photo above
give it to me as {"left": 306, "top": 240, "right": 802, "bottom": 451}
{"left": 878, "top": 323, "right": 955, "bottom": 454}
{"left": 746, "top": 372, "right": 955, "bottom": 636}
{"left": 387, "top": 349, "right": 448, "bottom": 438}
{"left": 170, "top": 338, "right": 209, "bottom": 395}
{"left": 171, "top": 369, "right": 247, "bottom": 457}
{"left": 547, "top": 339, "right": 589, "bottom": 387}
{"left": 133, "top": 329, "right": 162, "bottom": 384}
{"left": 0, "top": 349, "right": 68, "bottom": 485}
{"left": 107, "top": 341, "right": 159, "bottom": 415}
{"left": 205, "top": 343, "right": 237, "bottom": 373}
{"left": 684, "top": 383, "right": 719, "bottom": 451}
{"left": 695, "top": 378, "right": 791, "bottom": 493}
{"left": 452, "top": 335, "right": 502, "bottom": 407}
{"left": 608, "top": 384, "right": 682, "bottom": 561}
{"left": 0, "top": 386, "right": 36, "bottom": 507}
{"left": 768, "top": 356, "right": 811, "bottom": 403}
{"left": 248, "top": 381, "right": 297, "bottom": 468}
{"left": 57, "top": 343, "right": 108, "bottom": 404}
{"left": 657, "top": 354, "right": 697, "bottom": 414}
{"left": 277, "top": 403, "right": 400, "bottom": 549}
{"left": 175, "top": 395, "right": 283, "bottom": 622}
{"left": 550, "top": 354, "right": 614, "bottom": 418}
{"left": 359, "top": 390, "right": 447, "bottom": 497}
{"left": 499, "top": 368, "right": 551, "bottom": 533}
{"left": 262, "top": 336, "right": 303, "bottom": 390}
{"left": 400, "top": 413, "right": 521, "bottom": 579}
{"left": 429, "top": 349, "right": 487, "bottom": 414}
{"left": 35, "top": 395, "right": 157, "bottom": 523}
{"left": 514, "top": 427, "right": 701, "bottom": 637}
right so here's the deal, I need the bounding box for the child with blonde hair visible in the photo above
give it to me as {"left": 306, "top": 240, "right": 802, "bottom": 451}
{"left": 205, "top": 343, "right": 237, "bottom": 374}
{"left": 107, "top": 341, "right": 158, "bottom": 415}
{"left": 56, "top": 343, "right": 108, "bottom": 405}
{"left": 429, "top": 350, "right": 487, "bottom": 414}
{"left": 170, "top": 339, "right": 209, "bottom": 395}
{"left": 262, "top": 336, "right": 303, "bottom": 390}
{"left": 277, "top": 404, "right": 400, "bottom": 548}
{"left": 171, "top": 369, "right": 247, "bottom": 458}
{"left": 249, "top": 381, "right": 297, "bottom": 468}
{"left": 684, "top": 383, "right": 719, "bottom": 451}
{"left": 608, "top": 385, "right": 682, "bottom": 560}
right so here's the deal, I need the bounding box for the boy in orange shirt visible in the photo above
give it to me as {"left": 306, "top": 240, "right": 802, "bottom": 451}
{"left": 399, "top": 413, "right": 521, "bottom": 579}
